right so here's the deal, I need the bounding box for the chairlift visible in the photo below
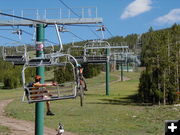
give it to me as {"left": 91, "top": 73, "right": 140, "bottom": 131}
{"left": 67, "top": 40, "right": 110, "bottom": 63}
{"left": 18, "top": 23, "right": 84, "bottom": 104}
{"left": 22, "top": 53, "right": 81, "bottom": 103}
{"left": 43, "top": 41, "right": 55, "bottom": 53}
{"left": 84, "top": 40, "right": 110, "bottom": 48}
{"left": 3, "top": 42, "right": 27, "bottom": 65}
{"left": 83, "top": 40, "right": 110, "bottom": 63}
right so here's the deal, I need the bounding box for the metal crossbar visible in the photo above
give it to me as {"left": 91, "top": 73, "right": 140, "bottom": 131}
{"left": 0, "top": 8, "right": 102, "bottom": 26}
{"left": 23, "top": 82, "right": 77, "bottom": 103}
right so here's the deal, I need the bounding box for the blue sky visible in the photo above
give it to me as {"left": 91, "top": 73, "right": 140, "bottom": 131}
{"left": 0, "top": 0, "right": 180, "bottom": 45}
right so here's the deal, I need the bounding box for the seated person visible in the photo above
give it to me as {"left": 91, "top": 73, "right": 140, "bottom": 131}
{"left": 78, "top": 64, "right": 87, "bottom": 91}
{"left": 27, "top": 75, "right": 57, "bottom": 116}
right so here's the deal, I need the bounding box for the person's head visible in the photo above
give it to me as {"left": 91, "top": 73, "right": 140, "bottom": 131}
{"left": 35, "top": 75, "right": 41, "bottom": 82}
{"left": 77, "top": 64, "right": 82, "bottom": 69}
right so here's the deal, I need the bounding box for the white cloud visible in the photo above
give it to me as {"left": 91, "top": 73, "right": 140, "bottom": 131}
{"left": 121, "top": 0, "right": 152, "bottom": 19}
{"left": 154, "top": 9, "right": 180, "bottom": 25}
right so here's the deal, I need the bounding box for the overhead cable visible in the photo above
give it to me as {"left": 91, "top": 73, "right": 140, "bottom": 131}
{"left": 0, "top": 34, "right": 21, "bottom": 43}
{"left": 58, "top": 0, "right": 100, "bottom": 39}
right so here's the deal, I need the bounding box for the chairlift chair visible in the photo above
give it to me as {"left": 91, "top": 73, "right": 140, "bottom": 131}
{"left": 22, "top": 52, "right": 82, "bottom": 104}
{"left": 84, "top": 40, "right": 110, "bottom": 63}
{"left": 20, "top": 23, "right": 84, "bottom": 104}
{"left": 3, "top": 42, "right": 28, "bottom": 65}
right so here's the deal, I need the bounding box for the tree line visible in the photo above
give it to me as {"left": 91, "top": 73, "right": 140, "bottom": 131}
{"left": 138, "top": 24, "right": 180, "bottom": 105}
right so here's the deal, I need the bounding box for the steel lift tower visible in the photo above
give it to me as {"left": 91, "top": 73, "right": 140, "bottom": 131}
{"left": 0, "top": 8, "right": 103, "bottom": 135}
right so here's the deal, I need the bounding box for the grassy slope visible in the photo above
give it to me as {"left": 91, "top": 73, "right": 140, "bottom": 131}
{"left": 0, "top": 125, "right": 10, "bottom": 135}
{"left": 1, "top": 71, "right": 180, "bottom": 135}
{"left": 0, "top": 88, "right": 22, "bottom": 135}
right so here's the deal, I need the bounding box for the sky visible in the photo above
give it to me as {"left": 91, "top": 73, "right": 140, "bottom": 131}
{"left": 0, "top": 0, "right": 180, "bottom": 45}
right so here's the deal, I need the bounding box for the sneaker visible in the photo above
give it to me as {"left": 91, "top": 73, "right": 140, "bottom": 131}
{"left": 46, "top": 110, "right": 55, "bottom": 116}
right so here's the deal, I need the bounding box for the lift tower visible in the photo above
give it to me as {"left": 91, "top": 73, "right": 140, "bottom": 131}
{"left": 0, "top": 8, "right": 103, "bottom": 135}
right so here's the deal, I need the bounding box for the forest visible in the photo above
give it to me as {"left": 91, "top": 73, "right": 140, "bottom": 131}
{"left": 138, "top": 24, "right": 180, "bottom": 105}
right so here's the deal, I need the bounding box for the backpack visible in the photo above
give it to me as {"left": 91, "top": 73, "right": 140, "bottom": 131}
{"left": 27, "top": 82, "right": 34, "bottom": 88}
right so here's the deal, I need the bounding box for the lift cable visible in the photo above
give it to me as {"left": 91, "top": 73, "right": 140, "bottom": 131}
{"left": 58, "top": 0, "right": 81, "bottom": 18}
{"left": 19, "top": 29, "right": 59, "bottom": 45}
{"left": 0, "top": 34, "right": 21, "bottom": 43}
{"left": 105, "top": 26, "right": 113, "bottom": 37}
{"left": 68, "top": 31, "right": 85, "bottom": 41}
{"left": 58, "top": 0, "right": 101, "bottom": 39}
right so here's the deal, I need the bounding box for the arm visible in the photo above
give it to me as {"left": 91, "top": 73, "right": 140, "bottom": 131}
{"left": 33, "top": 82, "right": 57, "bottom": 87}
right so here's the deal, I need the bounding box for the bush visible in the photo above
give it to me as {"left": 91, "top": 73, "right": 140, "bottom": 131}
{"left": 83, "top": 63, "right": 102, "bottom": 78}
{"left": 3, "top": 73, "right": 20, "bottom": 89}
{"left": 54, "top": 64, "right": 74, "bottom": 84}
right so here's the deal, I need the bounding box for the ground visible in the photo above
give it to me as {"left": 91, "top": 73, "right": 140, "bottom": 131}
{"left": 0, "top": 99, "right": 76, "bottom": 135}
{"left": 1, "top": 71, "right": 180, "bottom": 135}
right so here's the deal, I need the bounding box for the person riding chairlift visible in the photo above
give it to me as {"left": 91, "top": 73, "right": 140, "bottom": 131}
{"left": 29, "top": 75, "right": 57, "bottom": 116}
{"left": 77, "top": 64, "right": 87, "bottom": 91}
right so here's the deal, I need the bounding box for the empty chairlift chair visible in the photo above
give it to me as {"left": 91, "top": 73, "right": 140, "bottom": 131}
{"left": 84, "top": 40, "right": 110, "bottom": 63}
{"left": 3, "top": 43, "right": 27, "bottom": 65}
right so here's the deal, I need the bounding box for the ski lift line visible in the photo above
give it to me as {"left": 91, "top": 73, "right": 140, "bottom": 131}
{"left": 0, "top": 28, "right": 14, "bottom": 30}
{"left": 16, "top": 28, "right": 59, "bottom": 45}
{"left": 88, "top": 27, "right": 101, "bottom": 39}
{"left": 0, "top": 34, "right": 21, "bottom": 43}
{"left": 68, "top": 31, "right": 85, "bottom": 41}
{"left": 21, "top": 29, "right": 33, "bottom": 36}
{"left": 53, "top": 23, "right": 101, "bottom": 39}
{"left": 58, "top": 0, "right": 81, "bottom": 18}
{"left": 58, "top": 0, "right": 101, "bottom": 39}
{"left": 44, "top": 39, "right": 58, "bottom": 45}
{"left": 18, "top": 29, "right": 59, "bottom": 45}
{"left": 58, "top": 0, "right": 83, "bottom": 24}
{"left": 105, "top": 27, "right": 113, "bottom": 37}
{"left": 100, "top": 23, "right": 113, "bottom": 37}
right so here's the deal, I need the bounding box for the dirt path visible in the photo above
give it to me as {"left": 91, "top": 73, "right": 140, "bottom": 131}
{"left": 111, "top": 73, "right": 130, "bottom": 83}
{"left": 0, "top": 99, "right": 77, "bottom": 135}
{"left": 103, "top": 72, "right": 130, "bottom": 86}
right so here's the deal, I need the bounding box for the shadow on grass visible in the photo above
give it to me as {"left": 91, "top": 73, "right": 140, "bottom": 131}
{"left": 88, "top": 94, "right": 153, "bottom": 106}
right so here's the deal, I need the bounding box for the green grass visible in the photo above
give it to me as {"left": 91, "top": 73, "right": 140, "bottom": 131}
{"left": 2, "top": 71, "right": 180, "bottom": 135}
{"left": 0, "top": 88, "right": 22, "bottom": 100}
{"left": 44, "top": 69, "right": 54, "bottom": 81}
{"left": 0, "top": 125, "right": 10, "bottom": 135}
